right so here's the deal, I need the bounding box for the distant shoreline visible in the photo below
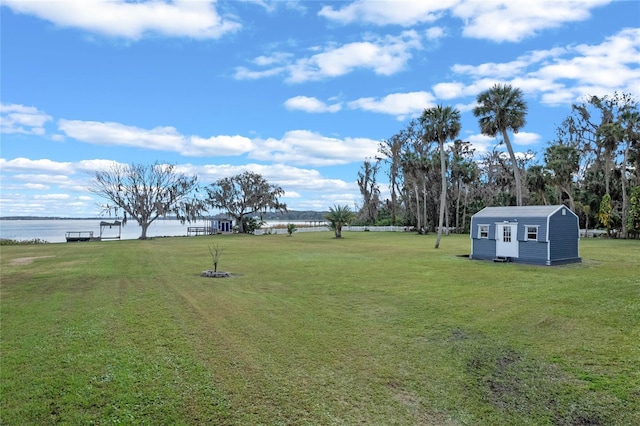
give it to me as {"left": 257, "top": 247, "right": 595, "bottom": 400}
{"left": 0, "top": 211, "right": 328, "bottom": 221}
{"left": 1, "top": 217, "right": 104, "bottom": 220}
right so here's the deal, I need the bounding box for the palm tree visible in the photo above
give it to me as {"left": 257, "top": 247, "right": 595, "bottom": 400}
{"left": 474, "top": 84, "right": 528, "bottom": 206}
{"left": 420, "top": 105, "right": 461, "bottom": 249}
{"left": 324, "top": 205, "right": 355, "bottom": 238}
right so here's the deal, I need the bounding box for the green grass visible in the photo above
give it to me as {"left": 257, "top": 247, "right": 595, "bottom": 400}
{"left": 1, "top": 232, "right": 638, "bottom": 425}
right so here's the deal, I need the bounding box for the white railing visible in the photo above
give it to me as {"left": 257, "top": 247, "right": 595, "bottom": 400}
{"left": 253, "top": 225, "right": 410, "bottom": 235}
{"left": 343, "top": 225, "right": 407, "bottom": 232}
{"left": 253, "top": 226, "right": 329, "bottom": 235}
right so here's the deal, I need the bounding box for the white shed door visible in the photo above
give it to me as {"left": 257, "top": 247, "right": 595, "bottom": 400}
{"left": 496, "top": 223, "right": 519, "bottom": 258}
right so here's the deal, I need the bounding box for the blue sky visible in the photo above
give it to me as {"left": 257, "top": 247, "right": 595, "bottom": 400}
{"left": 1, "top": 0, "right": 639, "bottom": 217}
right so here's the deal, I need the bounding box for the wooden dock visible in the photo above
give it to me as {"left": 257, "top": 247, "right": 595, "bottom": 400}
{"left": 65, "top": 231, "right": 100, "bottom": 242}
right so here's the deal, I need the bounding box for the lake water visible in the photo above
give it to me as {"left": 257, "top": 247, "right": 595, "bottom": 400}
{"left": 0, "top": 219, "right": 312, "bottom": 243}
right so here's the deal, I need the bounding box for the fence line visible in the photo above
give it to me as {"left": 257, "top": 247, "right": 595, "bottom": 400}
{"left": 343, "top": 225, "right": 407, "bottom": 232}
{"left": 253, "top": 225, "right": 410, "bottom": 236}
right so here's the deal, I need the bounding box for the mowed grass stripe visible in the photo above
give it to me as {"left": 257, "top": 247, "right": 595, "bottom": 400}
{"left": 1, "top": 233, "right": 638, "bottom": 425}
{"left": 1, "top": 241, "right": 230, "bottom": 424}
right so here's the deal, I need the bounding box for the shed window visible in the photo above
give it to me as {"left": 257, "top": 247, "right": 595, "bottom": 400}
{"left": 478, "top": 225, "right": 489, "bottom": 239}
{"left": 525, "top": 225, "right": 538, "bottom": 241}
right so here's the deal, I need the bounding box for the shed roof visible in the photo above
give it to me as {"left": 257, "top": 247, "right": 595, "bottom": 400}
{"left": 473, "top": 205, "right": 565, "bottom": 218}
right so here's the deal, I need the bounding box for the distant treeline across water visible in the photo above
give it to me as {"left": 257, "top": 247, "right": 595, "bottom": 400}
{"left": 0, "top": 210, "right": 327, "bottom": 222}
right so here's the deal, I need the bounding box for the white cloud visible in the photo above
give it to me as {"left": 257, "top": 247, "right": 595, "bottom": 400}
{"left": 2, "top": 0, "right": 241, "bottom": 40}
{"left": 318, "top": 0, "right": 610, "bottom": 43}
{"left": 318, "top": 0, "right": 457, "bottom": 26}
{"left": 432, "top": 82, "right": 465, "bottom": 100}
{"left": 513, "top": 131, "right": 542, "bottom": 146}
{"left": 23, "top": 183, "right": 50, "bottom": 190}
{"left": 0, "top": 158, "right": 74, "bottom": 173}
{"left": 34, "top": 193, "right": 72, "bottom": 201}
{"left": 0, "top": 103, "right": 52, "bottom": 135}
{"left": 253, "top": 52, "right": 295, "bottom": 66}
{"left": 533, "top": 28, "right": 640, "bottom": 102}
{"left": 13, "top": 174, "right": 73, "bottom": 185}
{"left": 464, "top": 131, "right": 541, "bottom": 156}
{"left": 250, "top": 130, "right": 380, "bottom": 166}
{"left": 465, "top": 133, "right": 497, "bottom": 155}
{"left": 452, "top": 0, "right": 611, "bottom": 43}
{"left": 438, "top": 28, "right": 640, "bottom": 105}
{"left": 452, "top": 59, "right": 529, "bottom": 79}
{"left": 0, "top": 156, "right": 357, "bottom": 215}
{"left": 454, "top": 101, "right": 478, "bottom": 113}
{"left": 59, "top": 119, "right": 185, "bottom": 151}
{"left": 425, "top": 26, "right": 445, "bottom": 41}
{"left": 284, "top": 190, "right": 301, "bottom": 198}
{"left": 284, "top": 96, "right": 342, "bottom": 113}
{"left": 58, "top": 119, "right": 253, "bottom": 157}
{"left": 244, "top": 0, "right": 307, "bottom": 14}
{"left": 432, "top": 78, "right": 499, "bottom": 100}
{"left": 247, "top": 163, "right": 352, "bottom": 192}
{"left": 76, "top": 159, "right": 122, "bottom": 173}
{"left": 236, "top": 31, "right": 423, "bottom": 83}
{"left": 186, "top": 135, "right": 254, "bottom": 156}
{"left": 348, "top": 91, "right": 436, "bottom": 119}
{"left": 185, "top": 162, "right": 353, "bottom": 201}
{"left": 48, "top": 116, "right": 379, "bottom": 167}
{"left": 233, "top": 66, "right": 286, "bottom": 80}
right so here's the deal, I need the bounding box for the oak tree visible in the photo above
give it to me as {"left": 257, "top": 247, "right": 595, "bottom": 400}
{"left": 89, "top": 162, "right": 206, "bottom": 239}
{"left": 205, "top": 171, "right": 286, "bottom": 233}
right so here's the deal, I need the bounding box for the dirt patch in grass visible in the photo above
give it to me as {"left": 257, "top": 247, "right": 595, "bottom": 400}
{"left": 387, "top": 381, "right": 457, "bottom": 426}
{"left": 9, "top": 256, "right": 55, "bottom": 266}
{"left": 463, "top": 340, "right": 606, "bottom": 425}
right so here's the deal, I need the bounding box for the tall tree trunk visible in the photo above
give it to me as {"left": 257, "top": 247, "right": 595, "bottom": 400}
{"left": 584, "top": 206, "right": 590, "bottom": 237}
{"left": 435, "top": 141, "right": 447, "bottom": 249}
{"left": 621, "top": 143, "right": 630, "bottom": 238}
{"left": 605, "top": 149, "right": 611, "bottom": 196}
{"left": 455, "top": 178, "right": 461, "bottom": 233}
{"left": 566, "top": 188, "right": 575, "bottom": 213}
{"left": 501, "top": 129, "right": 523, "bottom": 206}
{"left": 414, "top": 183, "right": 421, "bottom": 231}
{"left": 462, "top": 185, "right": 469, "bottom": 232}
{"left": 391, "top": 185, "right": 397, "bottom": 226}
{"left": 445, "top": 203, "right": 450, "bottom": 234}
{"left": 422, "top": 180, "right": 428, "bottom": 232}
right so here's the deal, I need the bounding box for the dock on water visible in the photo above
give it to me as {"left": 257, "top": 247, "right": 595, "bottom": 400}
{"left": 65, "top": 231, "right": 100, "bottom": 242}
{"left": 65, "top": 220, "right": 122, "bottom": 242}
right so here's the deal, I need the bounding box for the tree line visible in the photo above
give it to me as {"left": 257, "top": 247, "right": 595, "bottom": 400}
{"left": 90, "top": 163, "right": 354, "bottom": 240}
{"left": 357, "top": 85, "right": 640, "bottom": 240}
{"left": 90, "top": 166, "right": 287, "bottom": 239}
{"left": 89, "top": 86, "right": 639, "bottom": 241}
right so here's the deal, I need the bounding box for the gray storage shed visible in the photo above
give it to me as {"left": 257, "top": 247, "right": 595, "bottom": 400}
{"left": 470, "top": 205, "right": 581, "bottom": 266}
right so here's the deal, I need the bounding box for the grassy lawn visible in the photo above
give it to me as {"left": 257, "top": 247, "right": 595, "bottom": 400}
{"left": 1, "top": 232, "right": 638, "bottom": 425}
